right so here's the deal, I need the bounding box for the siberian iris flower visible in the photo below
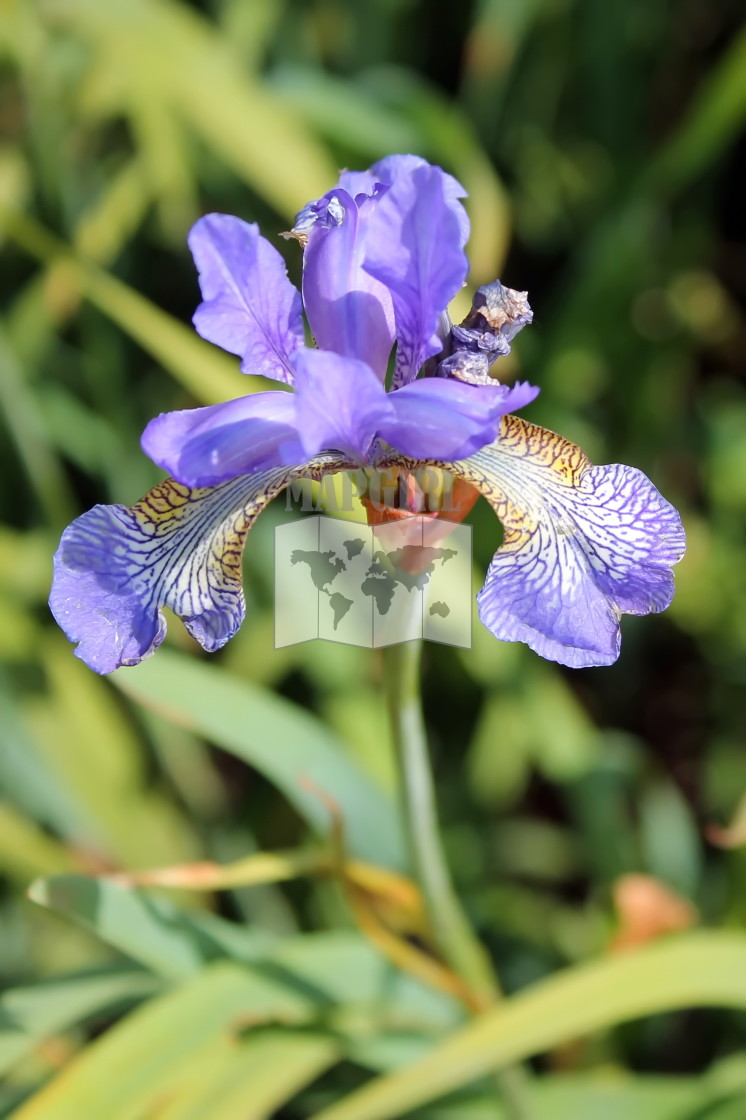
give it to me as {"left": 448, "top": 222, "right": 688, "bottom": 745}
{"left": 50, "top": 155, "right": 685, "bottom": 673}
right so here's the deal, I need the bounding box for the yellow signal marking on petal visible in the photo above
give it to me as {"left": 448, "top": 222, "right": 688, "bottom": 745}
{"left": 121, "top": 456, "right": 354, "bottom": 649}
{"left": 381, "top": 412, "right": 684, "bottom": 668}
{"left": 495, "top": 414, "right": 589, "bottom": 484}
{"left": 442, "top": 415, "right": 591, "bottom": 546}
{"left": 130, "top": 476, "right": 287, "bottom": 617}
{"left": 383, "top": 413, "right": 595, "bottom": 565}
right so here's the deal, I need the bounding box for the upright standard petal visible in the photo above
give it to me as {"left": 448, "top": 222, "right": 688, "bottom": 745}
{"left": 50, "top": 456, "right": 351, "bottom": 673}
{"left": 447, "top": 416, "right": 685, "bottom": 667}
{"left": 141, "top": 391, "right": 303, "bottom": 487}
{"left": 189, "top": 214, "right": 303, "bottom": 384}
{"left": 324, "top": 155, "right": 467, "bottom": 228}
{"left": 300, "top": 190, "right": 395, "bottom": 380}
{"left": 363, "top": 163, "right": 469, "bottom": 388}
{"left": 379, "top": 379, "right": 539, "bottom": 461}
{"left": 370, "top": 154, "right": 470, "bottom": 243}
{"left": 291, "top": 349, "right": 394, "bottom": 464}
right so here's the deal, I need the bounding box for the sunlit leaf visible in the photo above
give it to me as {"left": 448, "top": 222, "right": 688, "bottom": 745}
{"left": 306, "top": 933, "right": 746, "bottom": 1120}
{"left": 0, "top": 326, "right": 75, "bottom": 528}
{"left": 0, "top": 802, "right": 79, "bottom": 882}
{"left": 420, "top": 1073, "right": 714, "bottom": 1119}
{"left": 8, "top": 963, "right": 317, "bottom": 1120}
{"left": 152, "top": 1030, "right": 339, "bottom": 1120}
{"left": 0, "top": 676, "right": 83, "bottom": 838}
{"left": 43, "top": 0, "right": 336, "bottom": 217}
{"left": 26, "top": 637, "right": 200, "bottom": 871}
{"left": 0, "top": 210, "right": 250, "bottom": 405}
{"left": 648, "top": 28, "right": 746, "bottom": 194}
{"left": 0, "top": 968, "right": 161, "bottom": 1077}
{"left": 28, "top": 875, "right": 273, "bottom": 979}
{"left": 113, "top": 650, "right": 407, "bottom": 869}
{"left": 30, "top": 877, "right": 460, "bottom": 1037}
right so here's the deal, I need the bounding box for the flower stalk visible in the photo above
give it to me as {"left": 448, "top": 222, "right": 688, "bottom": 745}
{"left": 383, "top": 638, "right": 534, "bottom": 1120}
{"left": 383, "top": 638, "right": 495, "bottom": 1007}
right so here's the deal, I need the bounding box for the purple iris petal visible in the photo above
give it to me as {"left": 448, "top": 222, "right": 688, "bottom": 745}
{"left": 292, "top": 349, "right": 393, "bottom": 463}
{"left": 363, "top": 163, "right": 469, "bottom": 388}
{"left": 49, "top": 468, "right": 314, "bottom": 673}
{"left": 458, "top": 417, "right": 686, "bottom": 668}
{"left": 301, "top": 189, "right": 395, "bottom": 380}
{"left": 50, "top": 543, "right": 166, "bottom": 675}
{"left": 141, "top": 392, "right": 303, "bottom": 487}
{"left": 380, "top": 379, "right": 539, "bottom": 461}
{"left": 336, "top": 169, "right": 381, "bottom": 198}
{"left": 370, "top": 155, "right": 469, "bottom": 243}
{"left": 189, "top": 214, "right": 303, "bottom": 384}
{"left": 336, "top": 155, "right": 467, "bottom": 218}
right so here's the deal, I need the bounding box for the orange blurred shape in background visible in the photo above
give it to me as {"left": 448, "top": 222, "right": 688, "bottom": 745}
{"left": 611, "top": 873, "right": 698, "bottom": 953}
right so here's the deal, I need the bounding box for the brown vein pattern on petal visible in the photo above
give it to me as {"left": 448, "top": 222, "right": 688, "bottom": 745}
{"left": 391, "top": 414, "right": 685, "bottom": 667}
{"left": 50, "top": 454, "right": 351, "bottom": 673}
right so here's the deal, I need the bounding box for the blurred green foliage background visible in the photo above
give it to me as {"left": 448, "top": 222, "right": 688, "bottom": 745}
{"left": 1, "top": 0, "right": 746, "bottom": 1117}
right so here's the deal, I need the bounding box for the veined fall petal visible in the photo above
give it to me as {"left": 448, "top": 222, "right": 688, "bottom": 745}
{"left": 49, "top": 455, "right": 351, "bottom": 674}
{"left": 460, "top": 416, "right": 685, "bottom": 667}
{"left": 392, "top": 415, "right": 685, "bottom": 667}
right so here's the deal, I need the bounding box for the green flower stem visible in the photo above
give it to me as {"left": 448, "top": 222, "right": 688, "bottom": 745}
{"left": 383, "top": 638, "right": 533, "bottom": 1120}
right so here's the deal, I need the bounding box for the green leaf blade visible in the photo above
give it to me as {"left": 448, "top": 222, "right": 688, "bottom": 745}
{"left": 308, "top": 933, "right": 746, "bottom": 1120}
{"left": 113, "top": 651, "right": 406, "bottom": 869}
